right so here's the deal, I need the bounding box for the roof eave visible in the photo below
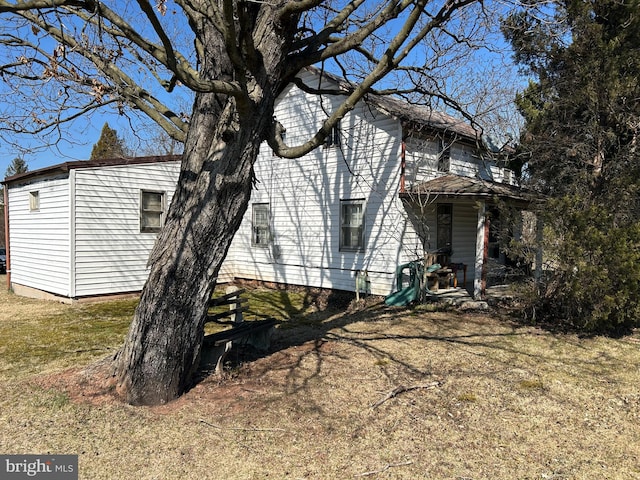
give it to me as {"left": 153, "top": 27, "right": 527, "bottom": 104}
{"left": 2, "top": 154, "right": 182, "bottom": 185}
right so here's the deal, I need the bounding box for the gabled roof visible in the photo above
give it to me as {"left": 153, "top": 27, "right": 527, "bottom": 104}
{"left": 402, "top": 174, "right": 537, "bottom": 206}
{"left": 367, "top": 95, "right": 480, "bottom": 141}
{"left": 303, "top": 66, "right": 480, "bottom": 141}
{"left": 2, "top": 154, "right": 181, "bottom": 185}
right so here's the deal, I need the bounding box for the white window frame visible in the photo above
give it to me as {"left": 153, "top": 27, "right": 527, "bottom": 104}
{"left": 29, "top": 191, "right": 39, "bottom": 211}
{"left": 252, "top": 203, "right": 271, "bottom": 247}
{"left": 140, "top": 190, "right": 165, "bottom": 233}
{"left": 324, "top": 120, "right": 341, "bottom": 148}
{"left": 340, "top": 199, "right": 365, "bottom": 252}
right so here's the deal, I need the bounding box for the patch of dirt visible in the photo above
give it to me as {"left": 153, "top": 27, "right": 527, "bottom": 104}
{"left": 30, "top": 338, "right": 336, "bottom": 417}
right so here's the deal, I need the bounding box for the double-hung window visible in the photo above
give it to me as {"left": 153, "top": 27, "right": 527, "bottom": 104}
{"left": 325, "top": 121, "right": 341, "bottom": 148}
{"left": 252, "top": 203, "right": 270, "bottom": 247}
{"left": 340, "top": 200, "right": 365, "bottom": 252}
{"left": 140, "top": 190, "right": 165, "bottom": 233}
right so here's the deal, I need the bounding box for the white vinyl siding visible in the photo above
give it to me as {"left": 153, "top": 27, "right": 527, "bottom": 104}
{"left": 72, "top": 162, "right": 180, "bottom": 297}
{"left": 229, "top": 70, "right": 411, "bottom": 295}
{"left": 7, "top": 175, "right": 71, "bottom": 296}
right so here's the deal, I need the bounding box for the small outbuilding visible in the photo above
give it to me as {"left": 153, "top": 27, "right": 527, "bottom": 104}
{"left": 2, "top": 156, "right": 184, "bottom": 300}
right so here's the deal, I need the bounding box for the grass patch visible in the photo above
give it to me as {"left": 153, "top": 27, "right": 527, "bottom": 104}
{"left": 518, "top": 378, "right": 545, "bottom": 391}
{"left": 2, "top": 282, "right": 640, "bottom": 479}
{"left": 0, "top": 295, "right": 135, "bottom": 379}
{"left": 457, "top": 392, "right": 478, "bottom": 402}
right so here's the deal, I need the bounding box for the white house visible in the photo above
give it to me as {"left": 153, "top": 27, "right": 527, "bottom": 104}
{"left": 2, "top": 68, "right": 532, "bottom": 301}
{"left": 226, "top": 68, "right": 532, "bottom": 297}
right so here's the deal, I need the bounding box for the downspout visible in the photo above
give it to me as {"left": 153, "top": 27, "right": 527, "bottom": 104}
{"left": 400, "top": 141, "right": 406, "bottom": 194}
{"left": 3, "top": 184, "right": 10, "bottom": 290}
{"left": 69, "top": 170, "right": 76, "bottom": 298}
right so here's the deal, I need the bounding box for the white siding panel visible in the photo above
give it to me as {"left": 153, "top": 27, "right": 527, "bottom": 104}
{"left": 229, "top": 75, "right": 409, "bottom": 295}
{"left": 7, "top": 175, "right": 71, "bottom": 296}
{"left": 73, "top": 161, "right": 180, "bottom": 297}
{"left": 404, "top": 137, "right": 440, "bottom": 186}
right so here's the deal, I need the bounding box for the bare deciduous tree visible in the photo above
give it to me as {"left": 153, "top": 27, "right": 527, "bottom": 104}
{"left": 0, "top": 0, "right": 514, "bottom": 405}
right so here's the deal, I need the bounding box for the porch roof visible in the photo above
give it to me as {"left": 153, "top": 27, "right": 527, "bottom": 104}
{"left": 401, "top": 175, "right": 537, "bottom": 206}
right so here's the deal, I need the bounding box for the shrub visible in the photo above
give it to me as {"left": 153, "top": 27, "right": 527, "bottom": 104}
{"left": 524, "top": 196, "right": 640, "bottom": 334}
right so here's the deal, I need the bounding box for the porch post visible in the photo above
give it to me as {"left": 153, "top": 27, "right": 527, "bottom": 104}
{"left": 473, "top": 201, "right": 486, "bottom": 299}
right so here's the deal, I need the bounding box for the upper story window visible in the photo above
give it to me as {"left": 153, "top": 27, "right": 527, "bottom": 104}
{"left": 340, "top": 199, "right": 365, "bottom": 252}
{"left": 140, "top": 190, "right": 165, "bottom": 233}
{"left": 252, "top": 203, "right": 271, "bottom": 247}
{"left": 438, "top": 139, "right": 451, "bottom": 173}
{"left": 324, "top": 121, "right": 341, "bottom": 148}
{"left": 29, "top": 191, "right": 39, "bottom": 211}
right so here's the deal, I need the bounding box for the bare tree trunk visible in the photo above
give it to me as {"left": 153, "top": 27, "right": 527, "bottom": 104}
{"left": 112, "top": 97, "right": 264, "bottom": 404}
{"left": 111, "top": 3, "right": 299, "bottom": 405}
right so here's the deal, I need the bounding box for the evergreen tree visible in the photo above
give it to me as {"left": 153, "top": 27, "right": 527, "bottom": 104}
{"left": 2, "top": 156, "right": 29, "bottom": 247}
{"left": 90, "top": 123, "right": 127, "bottom": 160}
{"left": 4, "top": 156, "right": 29, "bottom": 177}
{"left": 503, "top": 0, "right": 640, "bottom": 333}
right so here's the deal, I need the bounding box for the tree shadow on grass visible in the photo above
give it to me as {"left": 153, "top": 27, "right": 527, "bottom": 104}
{"left": 195, "top": 285, "right": 548, "bottom": 400}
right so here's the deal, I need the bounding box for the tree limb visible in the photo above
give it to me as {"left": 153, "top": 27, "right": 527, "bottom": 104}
{"left": 371, "top": 381, "right": 443, "bottom": 409}
{"left": 357, "top": 461, "right": 414, "bottom": 477}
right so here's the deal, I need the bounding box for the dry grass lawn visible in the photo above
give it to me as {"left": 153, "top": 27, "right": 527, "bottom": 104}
{"left": 1, "top": 277, "right": 640, "bottom": 479}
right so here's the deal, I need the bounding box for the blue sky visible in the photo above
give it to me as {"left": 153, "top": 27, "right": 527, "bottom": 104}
{"left": 1, "top": 112, "right": 129, "bottom": 178}
{"left": 0, "top": 0, "right": 525, "bottom": 181}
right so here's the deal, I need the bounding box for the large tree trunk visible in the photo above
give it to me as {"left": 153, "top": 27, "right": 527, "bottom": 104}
{"left": 112, "top": 4, "right": 296, "bottom": 405}
{"left": 113, "top": 98, "right": 266, "bottom": 405}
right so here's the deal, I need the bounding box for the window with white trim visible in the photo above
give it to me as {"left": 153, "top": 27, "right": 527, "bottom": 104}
{"left": 140, "top": 190, "right": 165, "bottom": 233}
{"left": 252, "top": 203, "right": 270, "bottom": 247}
{"left": 340, "top": 200, "right": 364, "bottom": 251}
{"left": 324, "top": 120, "right": 341, "bottom": 148}
{"left": 29, "top": 191, "right": 39, "bottom": 211}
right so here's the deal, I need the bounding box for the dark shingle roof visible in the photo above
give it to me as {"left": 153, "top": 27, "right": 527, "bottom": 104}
{"left": 403, "top": 175, "right": 537, "bottom": 205}
{"left": 303, "top": 66, "right": 480, "bottom": 141}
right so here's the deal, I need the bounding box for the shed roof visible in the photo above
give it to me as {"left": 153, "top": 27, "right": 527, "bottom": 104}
{"left": 402, "top": 175, "right": 538, "bottom": 206}
{"left": 2, "top": 154, "right": 181, "bottom": 185}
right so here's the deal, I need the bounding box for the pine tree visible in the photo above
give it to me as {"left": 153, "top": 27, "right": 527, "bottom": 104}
{"left": 2, "top": 156, "right": 29, "bottom": 247}
{"left": 4, "top": 156, "right": 29, "bottom": 177}
{"left": 90, "top": 123, "right": 127, "bottom": 160}
{"left": 503, "top": 0, "right": 640, "bottom": 333}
